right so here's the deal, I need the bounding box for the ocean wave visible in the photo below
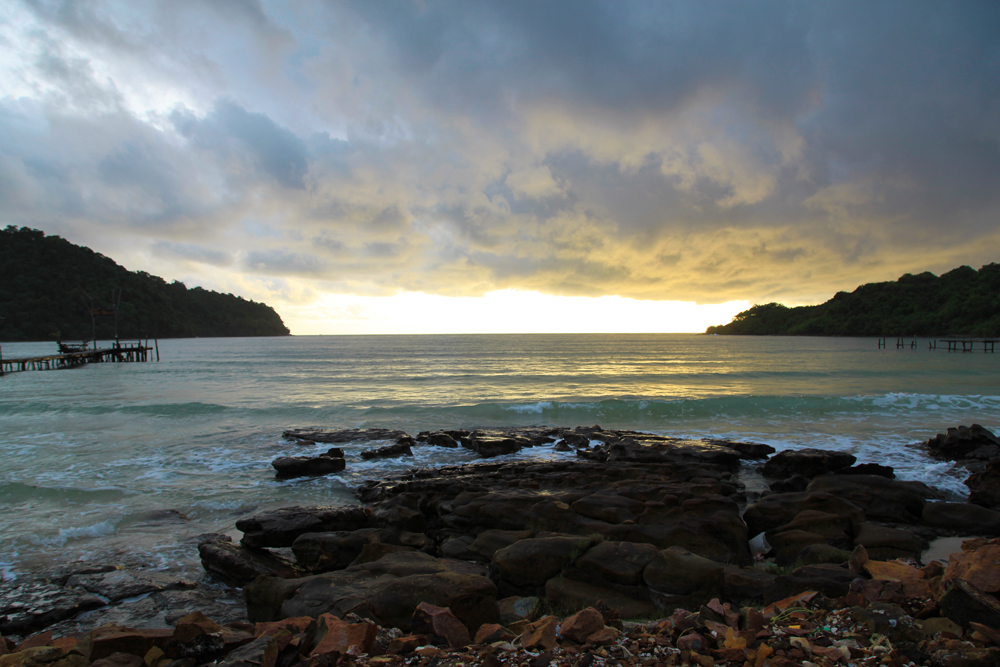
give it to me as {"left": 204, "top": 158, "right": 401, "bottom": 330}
{"left": 0, "top": 481, "right": 128, "bottom": 504}
{"left": 364, "top": 393, "right": 1000, "bottom": 427}
{"left": 0, "top": 401, "right": 233, "bottom": 418}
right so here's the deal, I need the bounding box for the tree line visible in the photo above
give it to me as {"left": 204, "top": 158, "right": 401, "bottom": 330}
{"left": 705, "top": 263, "right": 1000, "bottom": 337}
{"left": 0, "top": 226, "right": 290, "bottom": 341}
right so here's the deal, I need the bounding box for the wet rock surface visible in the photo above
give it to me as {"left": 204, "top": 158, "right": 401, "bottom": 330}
{"left": 13, "top": 423, "right": 1000, "bottom": 667}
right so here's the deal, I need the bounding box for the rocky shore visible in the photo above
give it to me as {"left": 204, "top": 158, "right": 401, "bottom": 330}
{"left": 5, "top": 424, "right": 1000, "bottom": 667}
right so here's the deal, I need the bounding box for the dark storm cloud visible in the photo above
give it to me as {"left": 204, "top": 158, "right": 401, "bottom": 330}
{"left": 2, "top": 0, "right": 999, "bottom": 309}
{"left": 171, "top": 100, "right": 308, "bottom": 189}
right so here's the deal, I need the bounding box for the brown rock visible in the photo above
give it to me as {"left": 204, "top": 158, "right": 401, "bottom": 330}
{"left": 943, "top": 545, "right": 1000, "bottom": 594}
{"left": 0, "top": 647, "right": 65, "bottom": 667}
{"left": 520, "top": 616, "right": 558, "bottom": 651}
{"left": 385, "top": 636, "right": 426, "bottom": 655}
{"left": 309, "top": 613, "right": 377, "bottom": 657}
{"left": 853, "top": 523, "right": 925, "bottom": 560}
{"left": 493, "top": 536, "right": 594, "bottom": 588}
{"left": 919, "top": 617, "right": 964, "bottom": 638}
{"left": 253, "top": 617, "right": 315, "bottom": 638}
{"left": 849, "top": 544, "right": 869, "bottom": 574}
{"left": 806, "top": 475, "right": 930, "bottom": 524}
{"left": 574, "top": 541, "right": 658, "bottom": 586}
{"left": 198, "top": 540, "right": 305, "bottom": 584}
{"left": 922, "top": 503, "right": 1000, "bottom": 536}
{"left": 89, "top": 628, "right": 174, "bottom": 662}
{"left": 543, "top": 578, "right": 657, "bottom": 620}
{"left": 643, "top": 546, "right": 724, "bottom": 596}
{"left": 762, "top": 448, "right": 856, "bottom": 479}
{"left": 585, "top": 628, "right": 618, "bottom": 646}
{"left": 766, "top": 530, "right": 828, "bottom": 566}
{"left": 410, "top": 603, "right": 470, "bottom": 649}
{"left": 90, "top": 653, "right": 144, "bottom": 667}
{"left": 743, "top": 491, "right": 865, "bottom": 538}
{"left": 676, "top": 633, "right": 704, "bottom": 651}
{"left": 172, "top": 612, "right": 222, "bottom": 644}
{"left": 939, "top": 579, "right": 1000, "bottom": 629}
{"left": 772, "top": 510, "right": 852, "bottom": 540}
{"left": 497, "top": 597, "right": 542, "bottom": 625}
{"left": 473, "top": 624, "right": 514, "bottom": 644}
{"left": 559, "top": 608, "right": 604, "bottom": 645}
{"left": 967, "top": 458, "right": 1000, "bottom": 511}
{"left": 14, "top": 634, "right": 53, "bottom": 653}
{"left": 864, "top": 560, "right": 930, "bottom": 598}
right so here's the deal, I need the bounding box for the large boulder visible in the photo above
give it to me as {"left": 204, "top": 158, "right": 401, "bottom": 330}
{"left": 244, "top": 552, "right": 498, "bottom": 633}
{"left": 462, "top": 431, "right": 534, "bottom": 457}
{"left": 926, "top": 424, "right": 1000, "bottom": 461}
{"left": 642, "top": 546, "right": 724, "bottom": 610}
{"left": 271, "top": 454, "right": 346, "bottom": 479}
{"left": 762, "top": 448, "right": 857, "bottom": 479}
{"left": 966, "top": 458, "right": 1000, "bottom": 511}
{"left": 922, "top": 502, "right": 1000, "bottom": 536}
{"left": 575, "top": 541, "right": 660, "bottom": 586}
{"left": 493, "top": 536, "right": 595, "bottom": 588}
{"left": 237, "top": 506, "right": 371, "bottom": 549}
{"left": 852, "top": 524, "right": 926, "bottom": 561}
{"left": 544, "top": 578, "right": 657, "bottom": 619}
{"left": 764, "top": 564, "right": 858, "bottom": 603}
{"left": 805, "top": 475, "right": 931, "bottom": 524}
{"left": 291, "top": 529, "right": 400, "bottom": 572}
{"left": 743, "top": 491, "right": 865, "bottom": 538}
{"left": 199, "top": 538, "right": 305, "bottom": 584}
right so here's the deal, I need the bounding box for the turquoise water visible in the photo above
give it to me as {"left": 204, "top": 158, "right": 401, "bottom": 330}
{"left": 1, "top": 334, "right": 998, "bottom": 578}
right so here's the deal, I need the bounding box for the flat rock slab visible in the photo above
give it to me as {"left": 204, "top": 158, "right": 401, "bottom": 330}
{"left": 283, "top": 428, "right": 411, "bottom": 443}
{"left": 67, "top": 570, "right": 195, "bottom": 603}
{"left": 0, "top": 579, "right": 106, "bottom": 636}
{"left": 236, "top": 505, "right": 371, "bottom": 549}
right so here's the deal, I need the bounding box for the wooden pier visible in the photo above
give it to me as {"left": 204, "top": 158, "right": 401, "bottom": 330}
{"left": 878, "top": 337, "right": 997, "bottom": 352}
{"left": 0, "top": 341, "right": 156, "bottom": 376}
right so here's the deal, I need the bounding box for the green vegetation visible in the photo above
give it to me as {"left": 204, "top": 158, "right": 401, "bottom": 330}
{"left": 706, "top": 263, "right": 1000, "bottom": 337}
{"left": 0, "top": 226, "right": 291, "bottom": 341}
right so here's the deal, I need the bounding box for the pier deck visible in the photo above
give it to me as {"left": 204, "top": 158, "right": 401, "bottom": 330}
{"left": 0, "top": 342, "right": 155, "bottom": 375}
{"left": 878, "top": 337, "right": 998, "bottom": 352}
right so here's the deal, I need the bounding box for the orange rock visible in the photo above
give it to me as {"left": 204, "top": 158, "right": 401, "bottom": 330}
{"left": 411, "top": 602, "right": 470, "bottom": 649}
{"left": 473, "top": 624, "right": 514, "bottom": 645}
{"left": 254, "top": 617, "right": 315, "bottom": 638}
{"left": 943, "top": 544, "right": 1000, "bottom": 593}
{"left": 90, "top": 652, "right": 144, "bottom": 667}
{"left": 0, "top": 646, "right": 65, "bottom": 667}
{"left": 309, "top": 613, "right": 377, "bottom": 657}
{"left": 46, "top": 639, "right": 77, "bottom": 656}
{"left": 863, "top": 559, "right": 930, "bottom": 597}
{"left": 89, "top": 629, "right": 173, "bottom": 662}
{"left": 15, "top": 633, "right": 53, "bottom": 653}
{"left": 585, "top": 627, "right": 618, "bottom": 646}
{"left": 172, "top": 612, "right": 222, "bottom": 644}
{"left": 385, "top": 635, "right": 426, "bottom": 655}
{"left": 559, "top": 608, "right": 604, "bottom": 645}
{"left": 520, "top": 616, "right": 558, "bottom": 651}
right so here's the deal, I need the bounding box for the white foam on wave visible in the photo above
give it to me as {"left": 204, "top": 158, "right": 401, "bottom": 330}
{"left": 503, "top": 401, "right": 554, "bottom": 414}
{"left": 39, "top": 520, "right": 118, "bottom": 546}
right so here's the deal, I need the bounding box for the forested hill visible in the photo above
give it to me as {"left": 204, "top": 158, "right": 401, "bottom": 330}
{"left": 706, "top": 263, "right": 1000, "bottom": 337}
{"left": 0, "top": 226, "right": 291, "bottom": 341}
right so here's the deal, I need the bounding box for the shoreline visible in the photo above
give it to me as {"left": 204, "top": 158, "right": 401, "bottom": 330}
{"left": 5, "top": 424, "right": 1000, "bottom": 645}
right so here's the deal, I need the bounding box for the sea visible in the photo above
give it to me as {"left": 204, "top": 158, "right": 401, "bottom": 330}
{"left": 1, "top": 333, "right": 998, "bottom": 581}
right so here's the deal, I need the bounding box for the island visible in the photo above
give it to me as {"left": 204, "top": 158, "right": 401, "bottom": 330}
{"left": 706, "top": 263, "right": 1000, "bottom": 337}
{"left": 0, "top": 226, "right": 290, "bottom": 341}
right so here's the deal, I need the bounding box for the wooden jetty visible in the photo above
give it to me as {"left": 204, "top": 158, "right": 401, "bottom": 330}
{"left": 0, "top": 340, "right": 156, "bottom": 376}
{"left": 878, "top": 337, "right": 997, "bottom": 352}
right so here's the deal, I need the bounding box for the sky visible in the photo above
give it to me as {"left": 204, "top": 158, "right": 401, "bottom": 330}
{"left": 1, "top": 1, "right": 998, "bottom": 335}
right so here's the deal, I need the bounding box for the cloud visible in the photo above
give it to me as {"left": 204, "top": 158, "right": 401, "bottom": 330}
{"left": 0, "top": 0, "right": 998, "bottom": 320}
